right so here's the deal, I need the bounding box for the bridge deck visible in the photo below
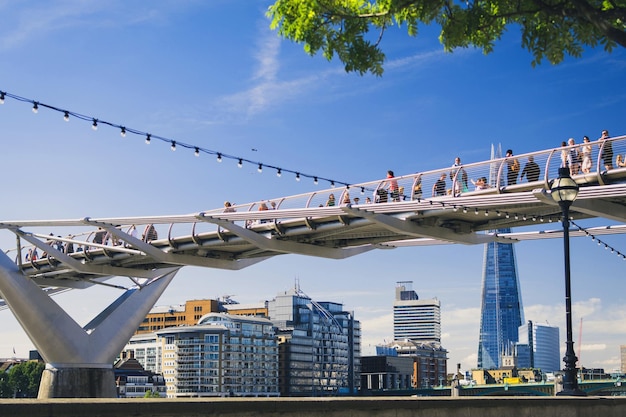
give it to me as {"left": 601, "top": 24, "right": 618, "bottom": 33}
{"left": 1, "top": 136, "right": 625, "bottom": 303}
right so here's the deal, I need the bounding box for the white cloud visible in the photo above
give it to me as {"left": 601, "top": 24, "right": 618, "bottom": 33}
{"left": 580, "top": 343, "right": 607, "bottom": 352}
{"left": 252, "top": 31, "right": 281, "bottom": 83}
{"left": 216, "top": 25, "right": 324, "bottom": 119}
{"left": 386, "top": 49, "right": 446, "bottom": 71}
{"left": 443, "top": 307, "right": 481, "bottom": 326}
{"left": 360, "top": 312, "right": 393, "bottom": 355}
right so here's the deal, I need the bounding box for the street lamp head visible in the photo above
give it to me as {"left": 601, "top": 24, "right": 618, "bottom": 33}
{"left": 551, "top": 167, "right": 579, "bottom": 204}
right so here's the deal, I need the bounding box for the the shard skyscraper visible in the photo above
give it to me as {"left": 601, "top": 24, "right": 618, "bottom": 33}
{"left": 477, "top": 144, "right": 525, "bottom": 369}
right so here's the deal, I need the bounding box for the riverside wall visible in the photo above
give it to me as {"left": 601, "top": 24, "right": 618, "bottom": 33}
{"left": 1, "top": 396, "right": 625, "bottom": 417}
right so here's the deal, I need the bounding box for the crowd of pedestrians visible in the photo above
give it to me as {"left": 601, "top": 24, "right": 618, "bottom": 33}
{"left": 22, "top": 129, "right": 624, "bottom": 261}
{"left": 23, "top": 224, "right": 154, "bottom": 262}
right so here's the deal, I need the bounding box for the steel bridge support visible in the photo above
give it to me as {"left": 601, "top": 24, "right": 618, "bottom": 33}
{"left": 0, "top": 251, "right": 179, "bottom": 398}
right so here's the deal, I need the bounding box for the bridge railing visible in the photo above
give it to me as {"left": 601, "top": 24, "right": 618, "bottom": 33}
{"left": 8, "top": 135, "right": 626, "bottom": 268}
{"left": 201, "top": 134, "right": 626, "bottom": 213}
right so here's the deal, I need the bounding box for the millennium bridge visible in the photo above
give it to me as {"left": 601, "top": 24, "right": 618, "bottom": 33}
{"left": 0, "top": 136, "right": 625, "bottom": 399}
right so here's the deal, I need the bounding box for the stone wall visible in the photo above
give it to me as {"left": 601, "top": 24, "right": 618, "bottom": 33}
{"left": 1, "top": 396, "right": 625, "bottom": 417}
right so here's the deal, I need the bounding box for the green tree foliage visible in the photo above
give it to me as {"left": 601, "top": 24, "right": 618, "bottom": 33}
{"left": 0, "top": 370, "right": 11, "bottom": 398}
{"left": 268, "top": 0, "right": 626, "bottom": 76}
{"left": 1, "top": 362, "right": 45, "bottom": 398}
{"left": 143, "top": 389, "right": 162, "bottom": 398}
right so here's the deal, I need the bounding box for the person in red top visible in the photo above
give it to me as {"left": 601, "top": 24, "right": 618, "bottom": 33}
{"left": 386, "top": 170, "right": 400, "bottom": 201}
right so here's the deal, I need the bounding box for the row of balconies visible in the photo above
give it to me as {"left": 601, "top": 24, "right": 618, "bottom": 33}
{"left": 175, "top": 358, "right": 202, "bottom": 364}
{"left": 222, "top": 354, "right": 277, "bottom": 361}
{"left": 222, "top": 362, "right": 278, "bottom": 369}
{"left": 222, "top": 370, "right": 278, "bottom": 377}
{"left": 176, "top": 364, "right": 203, "bottom": 370}
{"left": 175, "top": 339, "right": 203, "bottom": 346}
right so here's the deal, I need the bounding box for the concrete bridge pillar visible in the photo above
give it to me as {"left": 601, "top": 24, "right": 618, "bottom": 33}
{"left": 0, "top": 251, "right": 178, "bottom": 398}
{"left": 38, "top": 367, "right": 117, "bottom": 398}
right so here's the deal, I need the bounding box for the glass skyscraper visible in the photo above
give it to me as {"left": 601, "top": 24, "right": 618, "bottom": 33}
{"left": 477, "top": 144, "right": 525, "bottom": 370}
{"left": 477, "top": 228, "right": 525, "bottom": 369}
{"left": 518, "top": 320, "right": 560, "bottom": 373}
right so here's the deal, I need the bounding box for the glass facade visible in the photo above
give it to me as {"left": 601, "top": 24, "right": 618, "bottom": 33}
{"left": 268, "top": 288, "right": 360, "bottom": 396}
{"left": 477, "top": 229, "right": 524, "bottom": 369}
{"left": 518, "top": 320, "right": 560, "bottom": 373}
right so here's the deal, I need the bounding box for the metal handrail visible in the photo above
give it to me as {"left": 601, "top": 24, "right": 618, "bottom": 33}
{"left": 5, "top": 135, "right": 626, "bottom": 268}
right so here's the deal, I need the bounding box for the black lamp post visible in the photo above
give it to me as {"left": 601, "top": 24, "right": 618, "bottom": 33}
{"left": 551, "top": 167, "right": 586, "bottom": 396}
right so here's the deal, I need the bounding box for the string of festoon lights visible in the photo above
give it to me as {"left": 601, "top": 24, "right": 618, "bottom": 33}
{"left": 0, "top": 89, "right": 355, "bottom": 190}
{"left": 3, "top": 89, "right": 625, "bottom": 258}
{"left": 570, "top": 220, "right": 626, "bottom": 260}
{"left": 422, "top": 199, "right": 625, "bottom": 261}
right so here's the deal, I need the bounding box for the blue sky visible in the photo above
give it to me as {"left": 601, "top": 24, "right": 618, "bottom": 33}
{"left": 0, "top": 1, "right": 625, "bottom": 373}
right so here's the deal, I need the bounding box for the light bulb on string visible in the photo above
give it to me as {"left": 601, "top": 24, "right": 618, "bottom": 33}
{"left": 277, "top": 169, "right": 282, "bottom": 177}
{"left": 3, "top": 89, "right": 363, "bottom": 194}
{"left": 194, "top": 147, "right": 200, "bottom": 157}
{"left": 258, "top": 164, "right": 263, "bottom": 173}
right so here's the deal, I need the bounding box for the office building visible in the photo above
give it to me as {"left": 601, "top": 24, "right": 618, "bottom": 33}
{"left": 515, "top": 343, "right": 532, "bottom": 369}
{"left": 126, "top": 333, "right": 162, "bottom": 375}
{"left": 135, "top": 299, "right": 222, "bottom": 335}
{"left": 371, "top": 340, "right": 448, "bottom": 389}
{"left": 268, "top": 286, "right": 361, "bottom": 396}
{"left": 360, "top": 355, "right": 416, "bottom": 392}
{"left": 125, "top": 313, "right": 279, "bottom": 397}
{"left": 477, "top": 145, "right": 525, "bottom": 370}
{"left": 476, "top": 227, "right": 524, "bottom": 369}
{"left": 518, "top": 320, "right": 560, "bottom": 373}
{"left": 621, "top": 345, "right": 626, "bottom": 374}
{"left": 393, "top": 281, "right": 441, "bottom": 343}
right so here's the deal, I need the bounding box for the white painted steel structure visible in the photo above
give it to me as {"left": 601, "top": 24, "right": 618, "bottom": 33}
{"left": 2, "top": 136, "right": 625, "bottom": 294}
{"left": 0, "top": 136, "right": 625, "bottom": 397}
